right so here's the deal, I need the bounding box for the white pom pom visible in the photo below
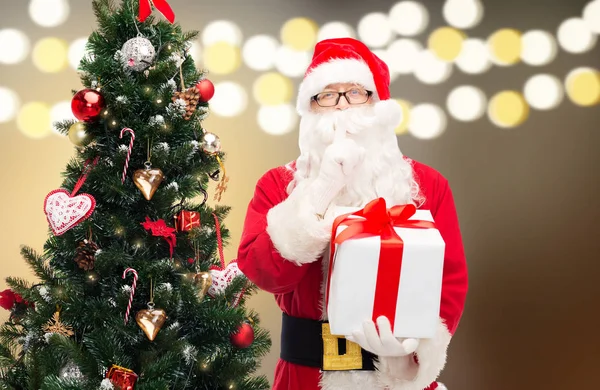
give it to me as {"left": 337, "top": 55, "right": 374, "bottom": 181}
{"left": 436, "top": 383, "right": 448, "bottom": 390}
{"left": 374, "top": 99, "right": 403, "bottom": 129}
{"left": 100, "top": 378, "right": 115, "bottom": 389}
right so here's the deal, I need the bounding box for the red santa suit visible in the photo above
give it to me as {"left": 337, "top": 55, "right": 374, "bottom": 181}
{"left": 236, "top": 38, "right": 468, "bottom": 390}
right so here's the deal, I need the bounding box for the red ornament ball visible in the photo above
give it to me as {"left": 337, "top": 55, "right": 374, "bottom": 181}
{"left": 187, "top": 257, "right": 195, "bottom": 265}
{"left": 195, "top": 79, "right": 215, "bottom": 103}
{"left": 230, "top": 322, "right": 254, "bottom": 349}
{"left": 71, "top": 89, "right": 105, "bottom": 122}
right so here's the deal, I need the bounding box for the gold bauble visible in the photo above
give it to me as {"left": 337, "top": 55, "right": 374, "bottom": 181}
{"left": 68, "top": 122, "right": 93, "bottom": 146}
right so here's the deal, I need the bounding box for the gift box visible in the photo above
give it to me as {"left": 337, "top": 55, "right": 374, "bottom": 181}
{"left": 326, "top": 198, "right": 445, "bottom": 339}
{"left": 107, "top": 364, "right": 138, "bottom": 390}
{"left": 174, "top": 210, "right": 200, "bottom": 232}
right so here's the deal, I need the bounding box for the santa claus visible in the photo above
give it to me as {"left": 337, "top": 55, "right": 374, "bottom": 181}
{"left": 237, "top": 38, "right": 468, "bottom": 390}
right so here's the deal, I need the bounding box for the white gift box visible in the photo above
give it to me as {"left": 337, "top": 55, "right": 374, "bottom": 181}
{"left": 326, "top": 206, "right": 445, "bottom": 339}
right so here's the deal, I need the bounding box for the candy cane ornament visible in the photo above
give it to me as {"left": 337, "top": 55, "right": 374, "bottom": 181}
{"left": 119, "top": 128, "right": 135, "bottom": 184}
{"left": 122, "top": 267, "right": 138, "bottom": 324}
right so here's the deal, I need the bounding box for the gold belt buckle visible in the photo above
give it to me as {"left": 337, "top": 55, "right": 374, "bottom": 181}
{"left": 322, "top": 323, "right": 363, "bottom": 371}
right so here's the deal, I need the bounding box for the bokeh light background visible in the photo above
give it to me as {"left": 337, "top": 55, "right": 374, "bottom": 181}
{"left": 1, "top": 0, "right": 599, "bottom": 389}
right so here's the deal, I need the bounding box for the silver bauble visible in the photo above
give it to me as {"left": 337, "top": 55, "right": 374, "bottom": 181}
{"left": 59, "top": 361, "right": 84, "bottom": 381}
{"left": 120, "top": 37, "right": 156, "bottom": 72}
{"left": 201, "top": 132, "right": 221, "bottom": 154}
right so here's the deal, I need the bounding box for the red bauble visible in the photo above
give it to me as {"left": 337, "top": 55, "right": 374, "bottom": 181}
{"left": 230, "top": 322, "right": 254, "bottom": 349}
{"left": 195, "top": 79, "right": 215, "bottom": 103}
{"left": 71, "top": 89, "right": 105, "bottom": 122}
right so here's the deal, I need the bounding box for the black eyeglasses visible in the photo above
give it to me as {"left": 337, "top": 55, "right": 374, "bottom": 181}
{"left": 311, "top": 88, "right": 373, "bottom": 107}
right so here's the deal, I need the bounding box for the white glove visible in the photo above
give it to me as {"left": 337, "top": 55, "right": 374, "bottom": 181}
{"left": 346, "top": 316, "right": 419, "bottom": 357}
{"left": 306, "top": 127, "right": 365, "bottom": 215}
{"left": 317, "top": 126, "right": 365, "bottom": 182}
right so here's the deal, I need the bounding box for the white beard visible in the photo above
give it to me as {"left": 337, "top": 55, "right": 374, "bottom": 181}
{"left": 288, "top": 104, "right": 422, "bottom": 209}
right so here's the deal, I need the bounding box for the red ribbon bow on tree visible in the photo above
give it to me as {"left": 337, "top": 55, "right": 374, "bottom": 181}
{"left": 141, "top": 217, "right": 177, "bottom": 258}
{"left": 138, "top": 0, "right": 175, "bottom": 24}
{"left": 326, "top": 198, "right": 437, "bottom": 330}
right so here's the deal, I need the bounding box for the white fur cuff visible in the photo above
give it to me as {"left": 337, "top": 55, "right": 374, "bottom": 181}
{"left": 266, "top": 193, "right": 332, "bottom": 265}
{"left": 376, "top": 318, "right": 452, "bottom": 390}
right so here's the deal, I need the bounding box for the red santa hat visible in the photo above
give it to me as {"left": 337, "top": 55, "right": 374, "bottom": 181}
{"left": 296, "top": 38, "right": 393, "bottom": 116}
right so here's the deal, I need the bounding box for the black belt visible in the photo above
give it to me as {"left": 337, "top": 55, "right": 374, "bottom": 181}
{"left": 280, "top": 312, "right": 377, "bottom": 371}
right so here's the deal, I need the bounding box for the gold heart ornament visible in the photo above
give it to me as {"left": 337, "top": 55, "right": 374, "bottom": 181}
{"left": 133, "top": 164, "right": 164, "bottom": 201}
{"left": 136, "top": 305, "right": 167, "bottom": 341}
{"left": 194, "top": 272, "right": 212, "bottom": 301}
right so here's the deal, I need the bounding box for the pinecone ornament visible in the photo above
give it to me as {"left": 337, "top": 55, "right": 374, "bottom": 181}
{"left": 172, "top": 87, "right": 200, "bottom": 120}
{"left": 75, "top": 239, "right": 98, "bottom": 271}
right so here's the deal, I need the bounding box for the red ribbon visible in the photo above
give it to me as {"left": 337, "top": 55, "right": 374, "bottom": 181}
{"left": 326, "top": 198, "right": 436, "bottom": 330}
{"left": 139, "top": 0, "right": 175, "bottom": 24}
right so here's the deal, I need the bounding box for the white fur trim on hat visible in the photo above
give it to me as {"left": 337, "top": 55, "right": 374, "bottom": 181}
{"left": 296, "top": 58, "right": 378, "bottom": 116}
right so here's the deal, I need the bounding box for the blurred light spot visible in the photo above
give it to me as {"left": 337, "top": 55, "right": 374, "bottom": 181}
{"left": 446, "top": 85, "right": 487, "bottom": 121}
{"left": 394, "top": 99, "right": 412, "bottom": 135}
{"left": 408, "top": 103, "right": 447, "bottom": 140}
{"left": 317, "top": 22, "right": 356, "bottom": 41}
{"left": 428, "top": 27, "right": 465, "bottom": 61}
{"left": 583, "top": 0, "right": 600, "bottom": 33}
{"left": 388, "top": 1, "right": 429, "bottom": 37}
{"left": 33, "top": 37, "right": 68, "bottom": 73}
{"left": 523, "top": 74, "right": 564, "bottom": 110}
{"left": 253, "top": 73, "right": 294, "bottom": 105}
{"left": 274, "top": 46, "right": 311, "bottom": 78}
{"left": 281, "top": 18, "right": 318, "bottom": 51}
{"left": 413, "top": 50, "right": 452, "bottom": 84}
{"left": 386, "top": 39, "right": 423, "bottom": 74}
{"left": 29, "top": 0, "right": 70, "bottom": 28}
{"left": 189, "top": 41, "right": 203, "bottom": 66}
{"left": 257, "top": 104, "right": 298, "bottom": 135}
{"left": 372, "top": 49, "right": 398, "bottom": 82}
{"left": 443, "top": 0, "right": 484, "bottom": 29}
{"left": 210, "top": 82, "right": 247, "bottom": 117}
{"left": 488, "top": 91, "right": 529, "bottom": 128}
{"left": 565, "top": 67, "right": 600, "bottom": 106}
{"left": 358, "top": 12, "right": 394, "bottom": 48}
{"left": 0, "top": 29, "right": 30, "bottom": 64}
{"left": 521, "top": 30, "right": 557, "bottom": 66}
{"left": 455, "top": 38, "right": 492, "bottom": 74}
{"left": 50, "top": 101, "right": 75, "bottom": 135}
{"left": 243, "top": 35, "right": 279, "bottom": 71}
{"left": 201, "top": 20, "right": 243, "bottom": 46}
{"left": 557, "top": 18, "right": 596, "bottom": 54}
{"left": 203, "top": 42, "right": 241, "bottom": 75}
{"left": 68, "top": 37, "right": 88, "bottom": 70}
{"left": 487, "top": 28, "right": 522, "bottom": 66}
{"left": 17, "top": 102, "right": 52, "bottom": 139}
{"left": 0, "top": 87, "right": 20, "bottom": 123}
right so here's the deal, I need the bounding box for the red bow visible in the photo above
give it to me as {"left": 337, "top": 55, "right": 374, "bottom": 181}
{"left": 139, "top": 0, "right": 175, "bottom": 24}
{"left": 326, "top": 198, "right": 436, "bottom": 329}
{"left": 141, "top": 217, "right": 177, "bottom": 258}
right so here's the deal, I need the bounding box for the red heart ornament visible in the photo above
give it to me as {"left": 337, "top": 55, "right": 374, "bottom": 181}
{"left": 44, "top": 189, "right": 96, "bottom": 236}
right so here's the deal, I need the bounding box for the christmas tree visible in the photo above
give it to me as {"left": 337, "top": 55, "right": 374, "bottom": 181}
{"left": 0, "top": 1, "right": 271, "bottom": 389}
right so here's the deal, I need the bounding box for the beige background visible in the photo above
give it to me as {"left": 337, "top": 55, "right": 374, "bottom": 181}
{"left": 1, "top": 0, "right": 600, "bottom": 389}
